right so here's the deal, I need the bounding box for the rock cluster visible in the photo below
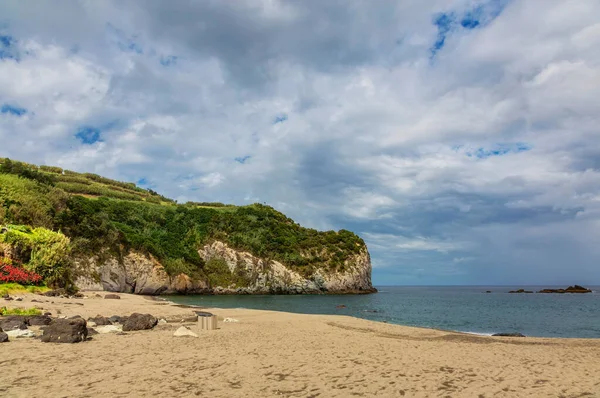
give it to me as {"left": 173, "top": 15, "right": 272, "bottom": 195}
{"left": 537, "top": 285, "right": 592, "bottom": 294}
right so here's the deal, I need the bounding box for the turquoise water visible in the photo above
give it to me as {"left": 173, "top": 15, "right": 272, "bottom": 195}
{"left": 165, "top": 286, "right": 600, "bottom": 338}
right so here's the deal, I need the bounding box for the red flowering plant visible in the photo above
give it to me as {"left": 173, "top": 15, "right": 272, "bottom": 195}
{"left": 0, "top": 256, "right": 43, "bottom": 285}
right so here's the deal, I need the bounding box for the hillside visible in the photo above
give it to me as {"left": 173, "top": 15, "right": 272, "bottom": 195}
{"left": 0, "top": 158, "right": 375, "bottom": 294}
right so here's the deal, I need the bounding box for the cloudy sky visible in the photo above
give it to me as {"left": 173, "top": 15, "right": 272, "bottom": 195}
{"left": 1, "top": 0, "right": 599, "bottom": 285}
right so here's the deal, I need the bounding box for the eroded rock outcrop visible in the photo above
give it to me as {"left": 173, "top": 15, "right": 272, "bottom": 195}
{"left": 73, "top": 251, "right": 209, "bottom": 295}
{"left": 73, "top": 241, "right": 375, "bottom": 295}
{"left": 198, "top": 241, "right": 376, "bottom": 294}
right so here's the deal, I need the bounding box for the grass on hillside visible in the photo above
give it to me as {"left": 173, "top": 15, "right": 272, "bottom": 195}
{"left": 0, "top": 306, "right": 42, "bottom": 316}
{"left": 0, "top": 283, "right": 49, "bottom": 297}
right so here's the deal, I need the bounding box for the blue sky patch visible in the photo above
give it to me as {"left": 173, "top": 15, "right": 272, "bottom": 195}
{"left": 235, "top": 155, "right": 251, "bottom": 164}
{"left": 75, "top": 126, "right": 102, "bottom": 145}
{"left": 0, "top": 34, "right": 18, "bottom": 61}
{"left": 1, "top": 104, "right": 27, "bottom": 116}
{"left": 467, "top": 142, "right": 532, "bottom": 159}
{"left": 430, "top": 0, "right": 509, "bottom": 57}
{"left": 160, "top": 55, "right": 178, "bottom": 66}
{"left": 273, "top": 113, "right": 288, "bottom": 124}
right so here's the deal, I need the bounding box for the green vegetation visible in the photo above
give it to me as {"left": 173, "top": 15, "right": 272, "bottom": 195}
{"left": 0, "top": 157, "right": 366, "bottom": 288}
{"left": 0, "top": 306, "right": 42, "bottom": 316}
{"left": 0, "top": 225, "right": 71, "bottom": 286}
{"left": 0, "top": 283, "right": 49, "bottom": 297}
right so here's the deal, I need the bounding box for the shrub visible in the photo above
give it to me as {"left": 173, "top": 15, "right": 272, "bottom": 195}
{"left": 0, "top": 257, "right": 43, "bottom": 285}
{"left": 0, "top": 306, "right": 42, "bottom": 316}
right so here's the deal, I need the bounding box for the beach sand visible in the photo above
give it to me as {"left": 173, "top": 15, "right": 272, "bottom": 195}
{"left": 1, "top": 292, "right": 599, "bottom": 398}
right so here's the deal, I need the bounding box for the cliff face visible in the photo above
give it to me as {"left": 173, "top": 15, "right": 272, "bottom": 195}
{"left": 73, "top": 252, "right": 209, "bottom": 295}
{"left": 199, "top": 241, "right": 375, "bottom": 294}
{"left": 73, "top": 241, "right": 376, "bottom": 295}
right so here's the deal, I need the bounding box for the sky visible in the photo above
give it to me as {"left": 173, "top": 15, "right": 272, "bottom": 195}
{"left": 1, "top": 0, "right": 599, "bottom": 286}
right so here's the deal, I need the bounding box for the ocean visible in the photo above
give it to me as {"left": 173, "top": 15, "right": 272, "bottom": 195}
{"left": 165, "top": 285, "right": 600, "bottom": 338}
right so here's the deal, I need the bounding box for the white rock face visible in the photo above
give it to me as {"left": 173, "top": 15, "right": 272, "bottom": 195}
{"left": 198, "top": 241, "right": 375, "bottom": 294}
{"left": 173, "top": 326, "right": 198, "bottom": 338}
{"left": 73, "top": 240, "right": 375, "bottom": 295}
{"left": 73, "top": 251, "right": 209, "bottom": 294}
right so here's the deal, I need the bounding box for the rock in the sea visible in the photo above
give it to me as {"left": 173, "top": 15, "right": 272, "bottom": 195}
{"left": 0, "top": 331, "right": 8, "bottom": 342}
{"left": 492, "top": 333, "right": 526, "bottom": 337}
{"left": 122, "top": 313, "right": 157, "bottom": 331}
{"left": 88, "top": 316, "right": 112, "bottom": 325}
{"left": 508, "top": 289, "right": 533, "bottom": 293}
{"left": 6, "top": 329, "right": 35, "bottom": 338}
{"left": 41, "top": 318, "right": 88, "bottom": 343}
{"left": 173, "top": 326, "right": 198, "bottom": 337}
{"left": 104, "top": 294, "right": 121, "bottom": 300}
{"left": 538, "top": 285, "right": 592, "bottom": 294}
{"left": 0, "top": 316, "right": 28, "bottom": 331}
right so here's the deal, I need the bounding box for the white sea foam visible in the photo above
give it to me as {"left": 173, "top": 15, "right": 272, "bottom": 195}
{"left": 457, "top": 331, "right": 494, "bottom": 336}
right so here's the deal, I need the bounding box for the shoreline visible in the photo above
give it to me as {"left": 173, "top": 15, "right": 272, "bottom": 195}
{"left": 2, "top": 291, "right": 600, "bottom": 397}
{"left": 160, "top": 293, "right": 600, "bottom": 340}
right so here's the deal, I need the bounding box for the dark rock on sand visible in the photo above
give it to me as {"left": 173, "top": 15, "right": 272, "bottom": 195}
{"left": 509, "top": 289, "right": 533, "bottom": 294}
{"left": 3, "top": 294, "right": 13, "bottom": 300}
{"left": 44, "top": 289, "right": 67, "bottom": 297}
{"left": 492, "top": 333, "right": 526, "bottom": 337}
{"left": 87, "top": 327, "right": 99, "bottom": 336}
{"left": 0, "top": 316, "right": 28, "bottom": 331}
{"left": 104, "top": 294, "right": 121, "bottom": 300}
{"left": 109, "top": 315, "right": 123, "bottom": 323}
{"left": 89, "top": 316, "right": 112, "bottom": 325}
{"left": 538, "top": 285, "right": 592, "bottom": 294}
{"left": 0, "top": 330, "right": 8, "bottom": 342}
{"left": 41, "top": 318, "right": 88, "bottom": 343}
{"left": 28, "top": 315, "right": 53, "bottom": 326}
{"left": 122, "top": 313, "right": 157, "bottom": 331}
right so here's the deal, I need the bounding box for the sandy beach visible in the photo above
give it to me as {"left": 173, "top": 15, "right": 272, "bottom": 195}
{"left": 1, "top": 292, "right": 599, "bottom": 398}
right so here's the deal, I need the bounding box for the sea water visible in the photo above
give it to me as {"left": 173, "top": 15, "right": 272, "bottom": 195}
{"left": 165, "top": 286, "right": 600, "bottom": 338}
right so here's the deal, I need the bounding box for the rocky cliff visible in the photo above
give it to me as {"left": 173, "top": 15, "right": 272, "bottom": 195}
{"left": 73, "top": 241, "right": 376, "bottom": 295}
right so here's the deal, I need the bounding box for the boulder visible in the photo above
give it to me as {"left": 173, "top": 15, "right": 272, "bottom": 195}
{"left": 28, "top": 315, "right": 53, "bottom": 326}
{"left": 0, "top": 331, "right": 8, "bottom": 342}
{"left": 104, "top": 294, "right": 121, "bottom": 300}
{"left": 508, "top": 289, "right": 533, "bottom": 294}
{"left": 95, "top": 325, "right": 122, "bottom": 334}
{"left": 40, "top": 318, "right": 88, "bottom": 343}
{"left": 109, "top": 315, "right": 123, "bottom": 323}
{"left": 492, "top": 333, "right": 526, "bottom": 337}
{"left": 0, "top": 316, "right": 28, "bottom": 331}
{"left": 122, "top": 313, "right": 157, "bottom": 331}
{"left": 173, "top": 326, "right": 198, "bottom": 338}
{"left": 87, "top": 328, "right": 99, "bottom": 336}
{"left": 88, "top": 316, "right": 112, "bottom": 326}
